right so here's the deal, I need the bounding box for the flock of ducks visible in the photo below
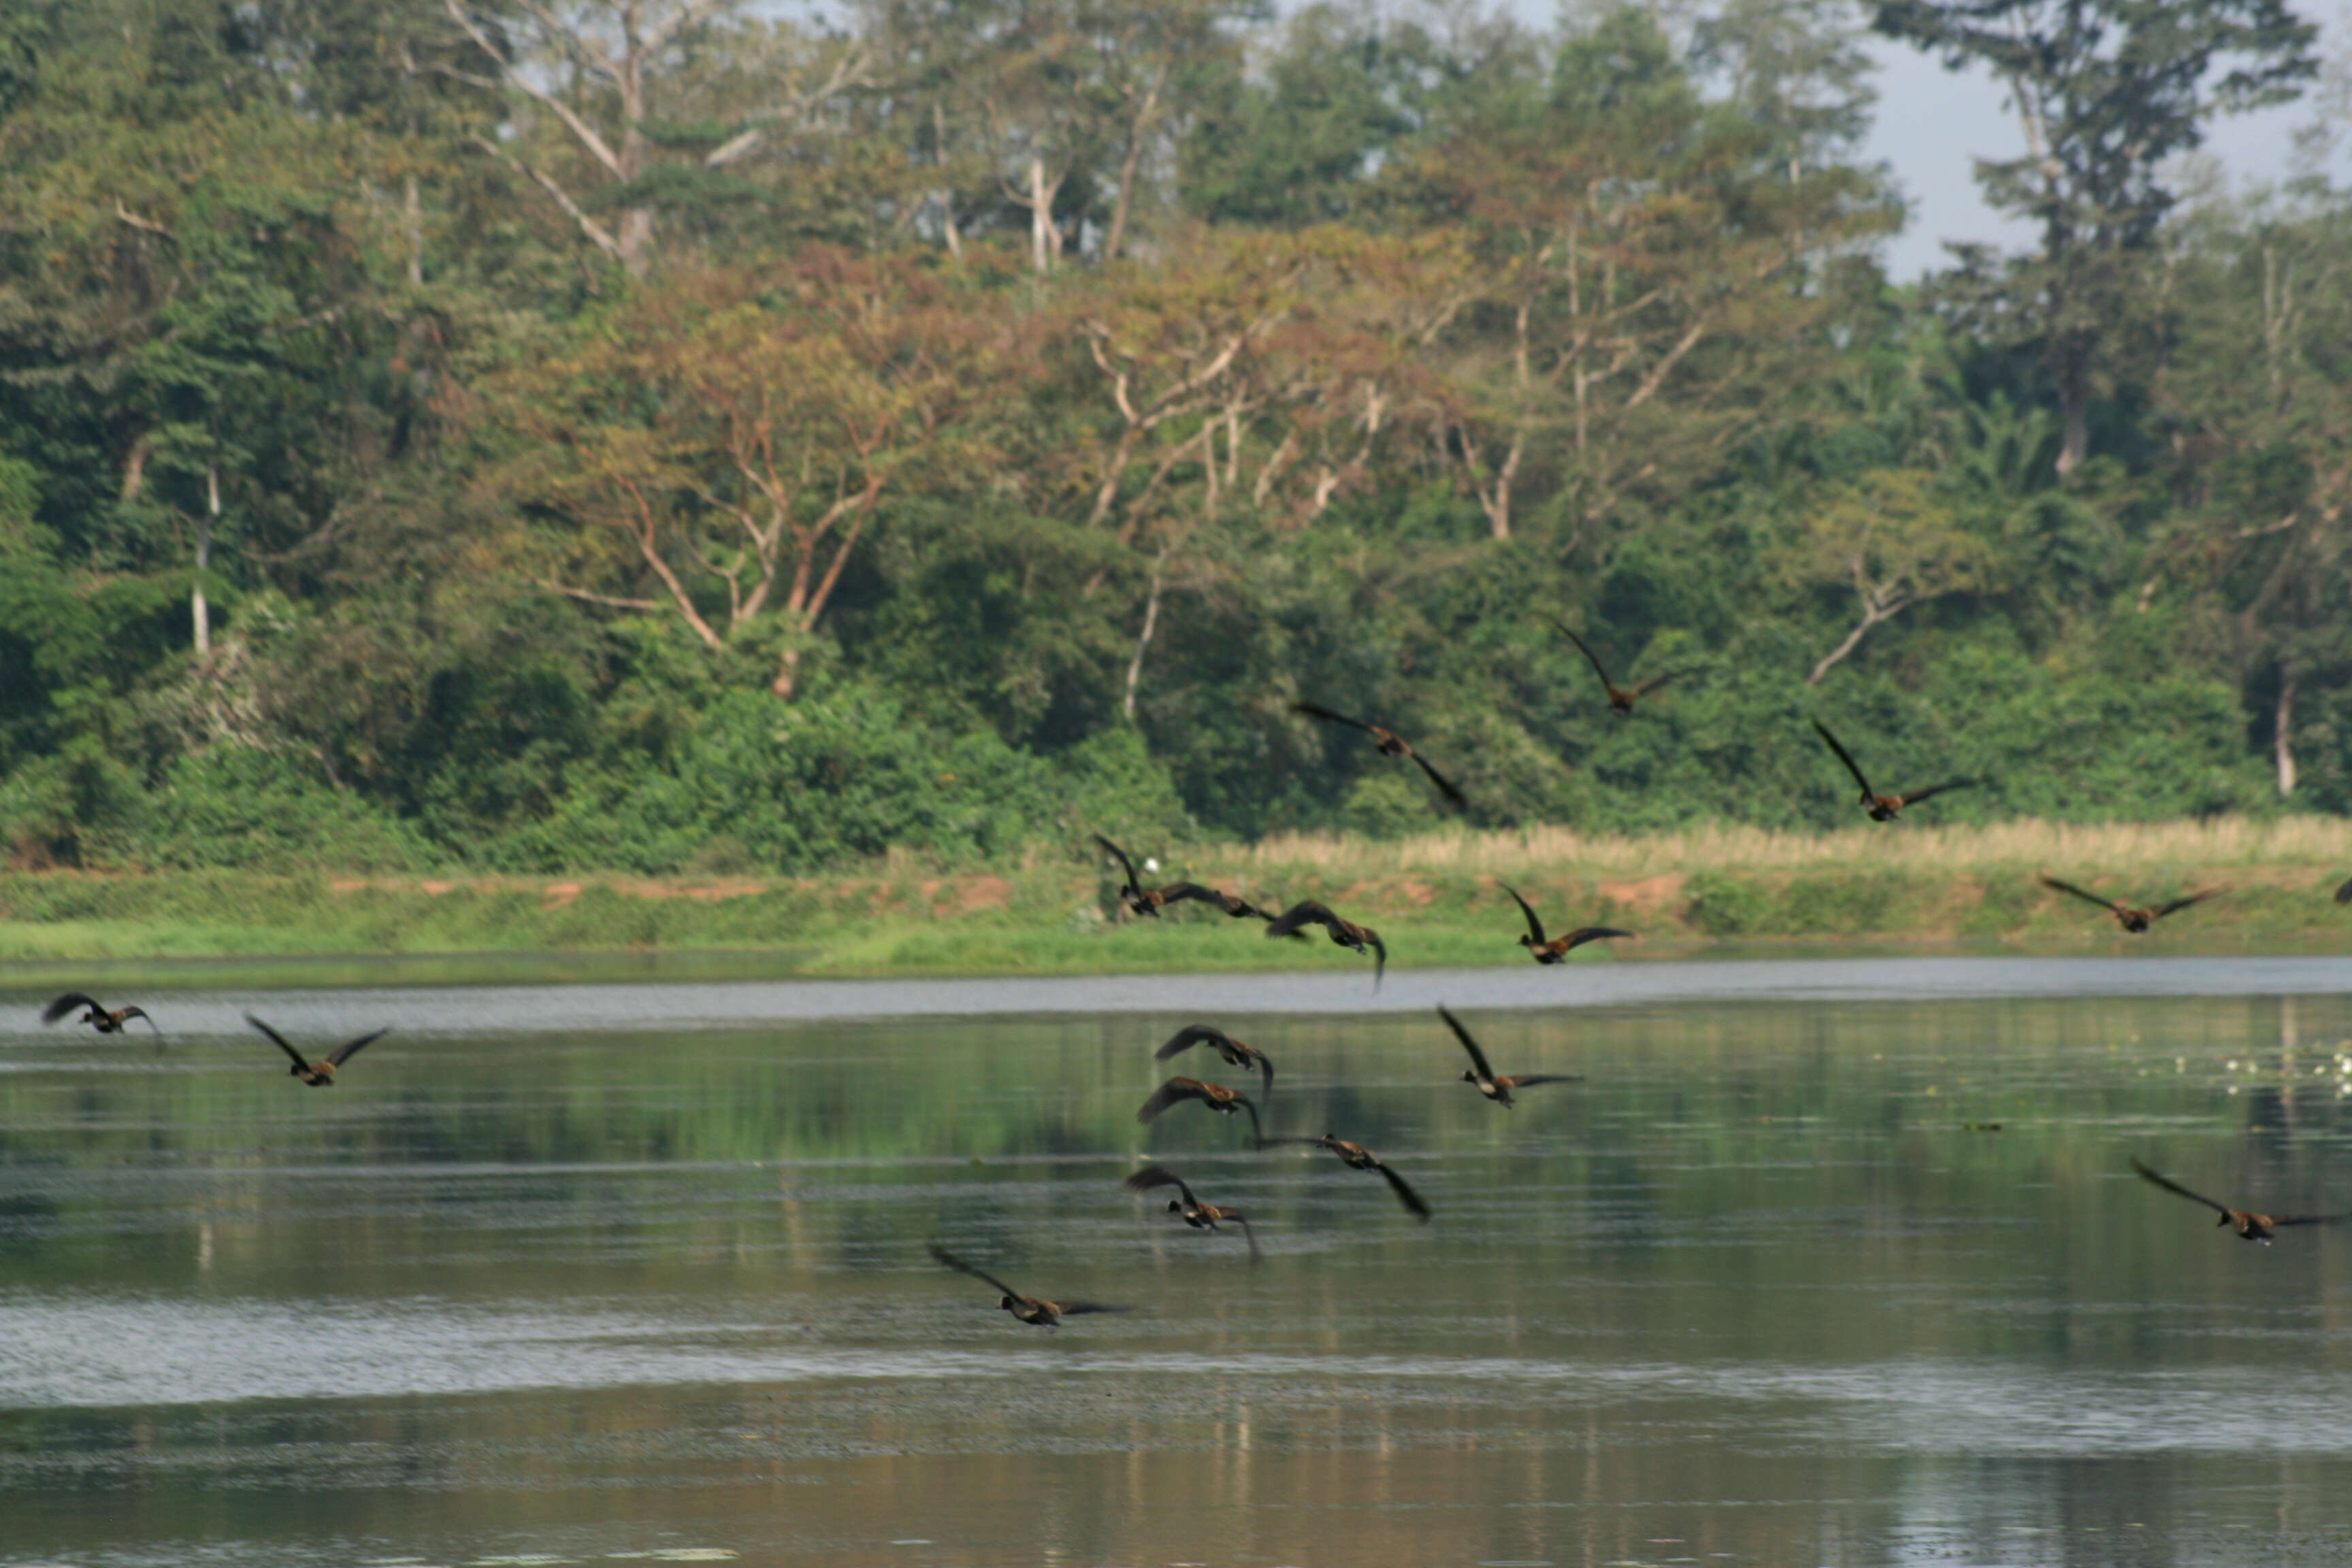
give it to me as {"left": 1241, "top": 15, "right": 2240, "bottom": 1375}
{"left": 31, "top": 644, "right": 2352, "bottom": 1322}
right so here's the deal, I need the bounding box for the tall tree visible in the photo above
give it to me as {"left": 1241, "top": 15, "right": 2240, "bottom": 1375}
{"left": 1872, "top": 0, "right": 2317, "bottom": 474}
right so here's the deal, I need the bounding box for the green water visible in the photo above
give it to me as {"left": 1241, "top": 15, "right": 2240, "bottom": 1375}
{"left": 4, "top": 964, "right": 2352, "bottom": 1567}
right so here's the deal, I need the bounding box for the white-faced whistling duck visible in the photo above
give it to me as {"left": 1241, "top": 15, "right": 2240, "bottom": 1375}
{"left": 1124, "top": 1165, "right": 1262, "bottom": 1263}
{"left": 1553, "top": 621, "right": 1684, "bottom": 715}
{"left": 42, "top": 992, "right": 160, "bottom": 1038}
{"left": 2040, "top": 875, "right": 2217, "bottom": 934}
{"left": 1091, "top": 834, "right": 1269, "bottom": 919}
{"left": 2130, "top": 1159, "right": 2346, "bottom": 1244}
{"left": 1810, "top": 718, "right": 1976, "bottom": 822}
{"left": 927, "top": 1243, "right": 1132, "bottom": 1326}
{"left": 1290, "top": 701, "right": 1468, "bottom": 809}
{"left": 1154, "top": 1024, "right": 1274, "bottom": 1103}
{"left": 1264, "top": 898, "right": 1386, "bottom": 988}
{"left": 1437, "top": 1004, "right": 1580, "bottom": 1108}
{"left": 1137, "top": 1076, "right": 1263, "bottom": 1146}
{"left": 1502, "top": 885, "right": 1633, "bottom": 965}
{"left": 245, "top": 1013, "right": 389, "bottom": 1087}
{"left": 1264, "top": 1132, "right": 1431, "bottom": 1220}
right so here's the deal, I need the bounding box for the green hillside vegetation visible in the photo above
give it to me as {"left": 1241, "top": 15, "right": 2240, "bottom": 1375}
{"left": 2, "top": 0, "right": 2348, "bottom": 893}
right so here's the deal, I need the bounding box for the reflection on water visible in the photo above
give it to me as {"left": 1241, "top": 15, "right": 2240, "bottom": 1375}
{"left": 2, "top": 961, "right": 2351, "bottom": 1566}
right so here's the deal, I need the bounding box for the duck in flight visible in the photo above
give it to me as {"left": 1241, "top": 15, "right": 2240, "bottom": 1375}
{"left": 2040, "top": 875, "right": 2217, "bottom": 934}
{"left": 245, "top": 1014, "right": 388, "bottom": 1087}
{"left": 1502, "top": 885, "right": 1633, "bottom": 964}
{"left": 2333, "top": 876, "right": 2351, "bottom": 905}
{"left": 1264, "top": 898, "right": 1386, "bottom": 988}
{"left": 42, "top": 992, "right": 160, "bottom": 1038}
{"left": 2129, "top": 1159, "right": 2346, "bottom": 1244}
{"left": 1438, "top": 1004, "right": 1580, "bottom": 1107}
{"left": 1137, "top": 1076, "right": 1264, "bottom": 1146}
{"left": 1154, "top": 1024, "right": 1274, "bottom": 1103}
{"left": 1553, "top": 621, "right": 1683, "bottom": 715}
{"left": 1262, "top": 1132, "right": 1431, "bottom": 1220}
{"left": 1091, "top": 835, "right": 1269, "bottom": 919}
{"left": 1290, "top": 702, "right": 1468, "bottom": 809}
{"left": 1810, "top": 718, "right": 1976, "bottom": 822}
{"left": 927, "top": 1243, "right": 1132, "bottom": 1326}
{"left": 1125, "top": 1165, "right": 1261, "bottom": 1262}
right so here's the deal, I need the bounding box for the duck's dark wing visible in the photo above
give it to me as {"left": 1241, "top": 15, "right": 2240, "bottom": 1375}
{"left": 1252, "top": 1050, "right": 1275, "bottom": 1104}
{"left": 1407, "top": 749, "right": 1469, "bottom": 809}
{"left": 2041, "top": 876, "right": 2121, "bottom": 913}
{"left": 1891, "top": 779, "right": 1976, "bottom": 808}
{"left": 2267, "top": 1211, "right": 2351, "bottom": 1228}
{"left": 1374, "top": 1160, "right": 1432, "bottom": 1221}
{"left": 2150, "top": 890, "right": 2219, "bottom": 921}
{"left": 116, "top": 1006, "right": 163, "bottom": 1038}
{"left": 1090, "top": 834, "right": 1141, "bottom": 893}
{"left": 1264, "top": 900, "right": 1337, "bottom": 940}
{"left": 1137, "top": 1077, "right": 1209, "bottom": 1123}
{"left": 1160, "top": 882, "right": 1256, "bottom": 916}
{"left": 41, "top": 992, "right": 99, "bottom": 1029}
{"left": 1154, "top": 1024, "right": 1230, "bottom": 1062}
{"left": 244, "top": 1014, "right": 312, "bottom": 1073}
{"left": 1558, "top": 926, "right": 1633, "bottom": 951}
{"left": 1552, "top": 620, "right": 1617, "bottom": 690}
{"left": 1124, "top": 1164, "right": 1197, "bottom": 1206}
{"left": 1365, "top": 929, "right": 1386, "bottom": 990}
{"left": 1054, "top": 1303, "right": 1134, "bottom": 1316}
{"left": 326, "top": 1028, "right": 389, "bottom": 1068}
{"left": 1503, "top": 1073, "right": 1582, "bottom": 1090}
{"left": 927, "top": 1243, "right": 1024, "bottom": 1299}
{"left": 1626, "top": 669, "right": 1684, "bottom": 700}
{"left": 1809, "top": 718, "right": 1875, "bottom": 796}
{"left": 1228, "top": 1214, "right": 1262, "bottom": 1263}
{"left": 1292, "top": 700, "right": 1377, "bottom": 736}
{"left": 1235, "top": 1096, "right": 1264, "bottom": 1147}
{"left": 2130, "top": 1158, "right": 2231, "bottom": 1216}
{"left": 2337, "top": 877, "right": 2352, "bottom": 905}
{"left": 1502, "top": 885, "right": 1548, "bottom": 946}
{"left": 1437, "top": 1004, "right": 1495, "bottom": 1082}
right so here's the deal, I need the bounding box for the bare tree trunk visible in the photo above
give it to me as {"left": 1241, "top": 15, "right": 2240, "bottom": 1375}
{"left": 1028, "top": 157, "right": 1054, "bottom": 274}
{"left": 2276, "top": 670, "right": 2298, "bottom": 797}
{"left": 1808, "top": 595, "right": 1906, "bottom": 685}
{"left": 194, "top": 464, "right": 216, "bottom": 657}
{"left": 1104, "top": 66, "right": 1163, "bottom": 263}
{"left": 1122, "top": 546, "right": 1169, "bottom": 722}
{"left": 404, "top": 173, "right": 425, "bottom": 285}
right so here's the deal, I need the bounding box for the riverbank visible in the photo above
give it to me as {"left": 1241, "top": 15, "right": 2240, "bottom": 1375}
{"left": 3, "top": 816, "right": 2347, "bottom": 975}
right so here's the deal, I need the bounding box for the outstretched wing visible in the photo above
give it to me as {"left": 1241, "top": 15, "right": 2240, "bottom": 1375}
{"left": 116, "top": 1006, "right": 164, "bottom": 1039}
{"left": 1558, "top": 926, "right": 1634, "bottom": 951}
{"left": 42, "top": 992, "right": 101, "bottom": 1024}
{"left": 1810, "top": 718, "right": 1876, "bottom": 796}
{"left": 1252, "top": 1051, "right": 1275, "bottom": 1105}
{"left": 1159, "top": 882, "right": 1256, "bottom": 916}
{"left": 1626, "top": 669, "right": 1684, "bottom": 701}
{"left": 1228, "top": 1214, "right": 1263, "bottom": 1264}
{"left": 1292, "top": 700, "right": 1377, "bottom": 736}
{"left": 1054, "top": 1303, "right": 1135, "bottom": 1316}
{"left": 1124, "top": 1165, "right": 1196, "bottom": 1206}
{"left": 2041, "top": 876, "right": 2121, "bottom": 914}
{"left": 2129, "top": 1158, "right": 2231, "bottom": 1216}
{"left": 1891, "top": 779, "right": 1976, "bottom": 808}
{"left": 1407, "top": 749, "right": 1469, "bottom": 809}
{"left": 927, "top": 1242, "right": 1024, "bottom": 1300}
{"left": 1264, "top": 900, "right": 1335, "bottom": 940}
{"left": 2336, "top": 877, "right": 2352, "bottom": 906}
{"left": 1090, "top": 834, "right": 1141, "bottom": 892}
{"left": 1365, "top": 930, "right": 1386, "bottom": 991}
{"left": 244, "top": 1014, "right": 311, "bottom": 1073}
{"left": 2151, "top": 889, "right": 2219, "bottom": 921}
{"left": 1237, "top": 1096, "right": 1263, "bottom": 1147}
{"left": 1503, "top": 1073, "right": 1582, "bottom": 1090}
{"left": 1436, "top": 1004, "right": 1495, "bottom": 1083}
{"left": 1154, "top": 1024, "right": 1229, "bottom": 1062}
{"left": 1501, "top": 885, "right": 1548, "bottom": 947}
{"left": 1137, "top": 1077, "right": 1209, "bottom": 1124}
{"left": 326, "top": 1028, "right": 389, "bottom": 1068}
{"left": 1375, "top": 1160, "right": 1432, "bottom": 1221}
{"left": 1552, "top": 620, "right": 1617, "bottom": 691}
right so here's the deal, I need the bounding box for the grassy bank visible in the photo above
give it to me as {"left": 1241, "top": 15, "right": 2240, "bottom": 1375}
{"left": 3, "top": 816, "right": 2349, "bottom": 977}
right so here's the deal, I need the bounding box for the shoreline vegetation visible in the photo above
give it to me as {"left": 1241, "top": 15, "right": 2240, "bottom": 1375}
{"left": 3, "top": 817, "right": 2347, "bottom": 978}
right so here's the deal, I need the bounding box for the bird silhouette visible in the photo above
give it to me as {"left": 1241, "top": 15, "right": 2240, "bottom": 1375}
{"left": 1501, "top": 885, "right": 1633, "bottom": 964}
{"left": 1092, "top": 835, "right": 1269, "bottom": 919}
{"left": 2040, "top": 875, "right": 2217, "bottom": 934}
{"left": 245, "top": 1014, "right": 387, "bottom": 1087}
{"left": 927, "top": 1243, "right": 1132, "bottom": 1326}
{"left": 1137, "top": 1076, "right": 1264, "bottom": 1146}
{"left": 1290, "top": 702, "right": 1467, "bottom": 808}
{"left": 1125, "top": 1165, "right": 1261, "bottom": 1263}
{"left": 42, "top": 992, "right": 160, "bottom": 1038}
{"left": 1154, "top": 1024, "right": 1275, "bottom": 1104}
{"left": 2129, "top": 1159, "right": 2346, "bottom": 1244}
{"left": 1553, "top": 621, "right": 1683, "bottom": 715}
{"left": 1810, "top": 718, "right": 1976, "bottom": 822}
{"left": 1264, "top": 898, "right": 1386, "bottom": 988}
{"left": 1262, "top": 1132, "right": 1431, "bottom": 1220}
{"left": 1438, "top": 1004, "right": 1580, "bottom": 1107}
{"left": 2331, "top": 875, "right": 2350, "bottom": 905}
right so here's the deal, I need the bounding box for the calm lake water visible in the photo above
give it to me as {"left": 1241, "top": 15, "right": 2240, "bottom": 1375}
{"left": 5, "top": 958, "right": 2352, "bottom": 1567}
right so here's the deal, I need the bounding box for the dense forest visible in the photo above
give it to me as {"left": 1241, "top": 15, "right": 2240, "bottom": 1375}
{"left": 2, "top": 0, "right": 2349, "bottom": 876}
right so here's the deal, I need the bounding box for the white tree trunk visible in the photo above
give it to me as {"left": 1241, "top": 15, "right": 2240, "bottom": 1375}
{"left": 1028, "top": 157, "right": 1052, "bottom": 274}
{"left": 2276, "top": 672, "right": 2298, "bottom": 797}
{"left": 195, "top": 464, "right": 216, "bottom": 657}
